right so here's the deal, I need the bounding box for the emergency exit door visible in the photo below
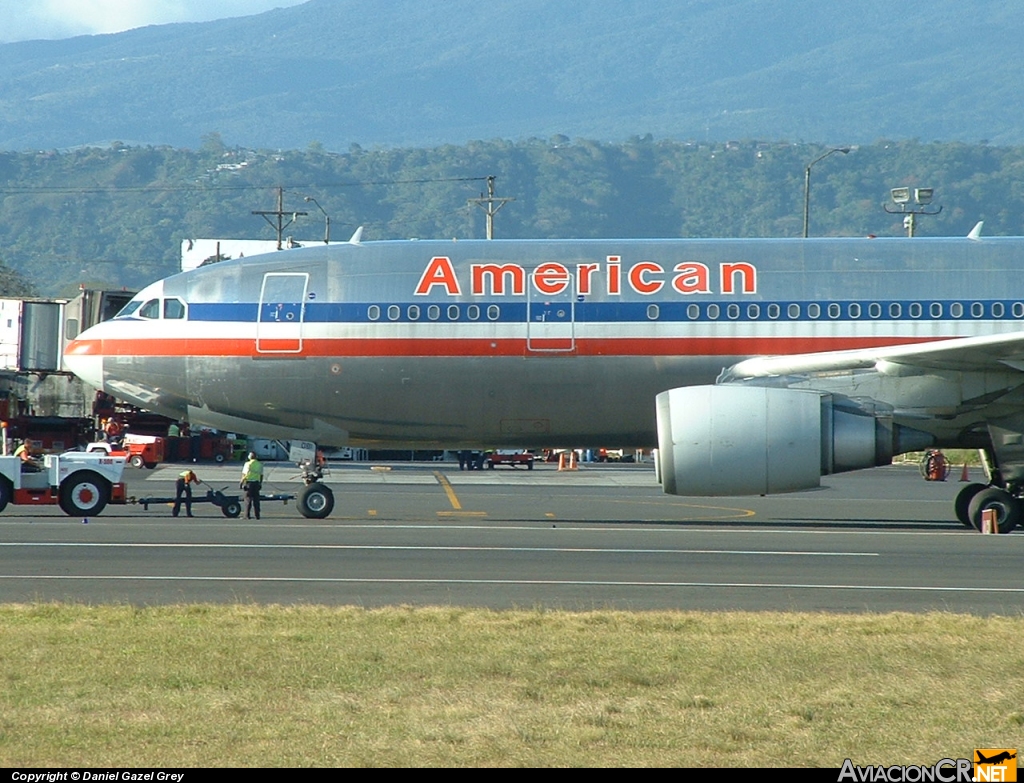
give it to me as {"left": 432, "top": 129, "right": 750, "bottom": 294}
{"left": 256, "top": 272, "right": 308, "bottom": 353}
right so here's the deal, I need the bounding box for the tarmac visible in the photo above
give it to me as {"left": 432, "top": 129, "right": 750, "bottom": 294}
{"left": 1, "top": 459, "right": 1021, "bottom": 613}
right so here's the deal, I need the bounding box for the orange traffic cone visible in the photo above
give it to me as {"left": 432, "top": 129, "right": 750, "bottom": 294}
{"left": 959, "top": 462, "right": 970, "bottom": 482}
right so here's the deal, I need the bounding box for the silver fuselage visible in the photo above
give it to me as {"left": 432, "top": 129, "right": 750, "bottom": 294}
{"left": 65, "top": 236, "right": 1024, "bottom": 448}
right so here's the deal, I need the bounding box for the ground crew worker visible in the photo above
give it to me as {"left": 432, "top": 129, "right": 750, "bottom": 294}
{"left": 173, "top": 468, "right": 200, "bottom": 517}
{"left": 14, "top": 440, "right": 40, "bottom": 472}
{"left": 240, "top": 452, "right": 264, "bottom": 519}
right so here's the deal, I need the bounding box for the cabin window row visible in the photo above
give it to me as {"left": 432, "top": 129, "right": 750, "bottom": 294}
{"left": 645, "top": 301, "right": 1024, "bottom": 321}
{"left": 367, "top": 304, "right": 501, "bottom": 322}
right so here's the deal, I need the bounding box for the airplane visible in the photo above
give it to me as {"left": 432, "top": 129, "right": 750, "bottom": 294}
{"left": 63, "top": 228, "right": 1024, "bottom": 530}
{"left": 975, "top": 751, "right": 1016, "bottom": 765}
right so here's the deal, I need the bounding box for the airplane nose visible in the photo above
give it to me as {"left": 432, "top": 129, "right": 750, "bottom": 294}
{"left": 63, "top": 348, "right": 104, "bottom": 390}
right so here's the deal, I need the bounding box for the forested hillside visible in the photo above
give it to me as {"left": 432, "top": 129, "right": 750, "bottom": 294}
{"left": 1, "top": 136, "right": 1022, "bottom": 295}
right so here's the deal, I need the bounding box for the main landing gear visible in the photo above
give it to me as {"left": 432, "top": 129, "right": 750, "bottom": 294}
{"left": 954, "top": 482, "right": 1021, "bottom": 533}
{"left": 295, "top": 449, "right": 334, "bottom": 520}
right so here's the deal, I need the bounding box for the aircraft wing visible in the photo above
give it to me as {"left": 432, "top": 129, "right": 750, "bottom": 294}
{"left": 722, "top": 330, "right": 1024, "bottom": 380}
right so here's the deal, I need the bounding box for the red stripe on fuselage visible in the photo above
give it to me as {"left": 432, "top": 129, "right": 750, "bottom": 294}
{"left": 66, "top": 335, "right": 946, "bottom": 358}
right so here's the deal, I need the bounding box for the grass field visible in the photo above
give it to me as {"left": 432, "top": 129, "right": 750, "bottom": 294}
{"left": 1, "top": 605, "right": 1022, "bottom": 767}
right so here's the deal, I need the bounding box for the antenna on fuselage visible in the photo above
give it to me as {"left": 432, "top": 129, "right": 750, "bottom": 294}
{"left": 967, "top": 221, "right": 984, "bottom": 241}
{"left": 348, "top": 227, "right": 363, "bottom": 245}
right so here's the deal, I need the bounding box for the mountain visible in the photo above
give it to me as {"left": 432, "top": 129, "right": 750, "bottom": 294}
{"left": 0, "top": 0, "right": 1021, "bottom": 150}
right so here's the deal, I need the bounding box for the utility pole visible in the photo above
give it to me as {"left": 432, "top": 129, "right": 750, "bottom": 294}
{"left": 252, "top": 187, "right": 307, "bottom": 250}
{"left": 467, "top": 176, "right": 513, "bottom": 239}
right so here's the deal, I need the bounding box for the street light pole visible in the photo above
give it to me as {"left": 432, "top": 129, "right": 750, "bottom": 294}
{"left": 803, "top": 147, "right": 851, "bottom": 238}
{"left": 303, "top": 196, "right": 331, "bottom": 244}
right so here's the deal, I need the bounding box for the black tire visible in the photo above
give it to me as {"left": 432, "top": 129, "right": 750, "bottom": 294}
{"left": 967, "top": 487, "right": 1021, "bottom": 534}
{"left": 486, "top": 460, "right": 495, "bottom": 470}
{"left": 954, "top": 483, "right": 987, "bottom": 528}
{"left": 298, "top": 482, "right": 334, "bottom": 519}
{"left": 144, "top": 462, "right": 157, "bottom": 470}
{"left": 527, "top": 460, "right": 534, "bottom": 470}
{"left": 58, "top": 471, "right": 110, "bottom": 516}
{"left": 130, "top": 455, "right": 145, "bottom": 469}
{"left": 0, "top": 476, "right": 12, "bottom": 513}
{"left": 215, "top": 453, "right": 225, "bottom": 463}
{"left": 222, "top": 501, "right": 241, "bottom": 518}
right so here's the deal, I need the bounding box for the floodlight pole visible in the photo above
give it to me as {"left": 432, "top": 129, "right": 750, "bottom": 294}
{"left": 803, "top": 147, "right": 851, "bottom": 238}
{"left": 884, "top": 187, "right": 942, "bottom": 237}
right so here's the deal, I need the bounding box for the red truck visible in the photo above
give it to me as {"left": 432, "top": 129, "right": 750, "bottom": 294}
{"left": 485, "top": 450, "right": 535, "bottom": 470}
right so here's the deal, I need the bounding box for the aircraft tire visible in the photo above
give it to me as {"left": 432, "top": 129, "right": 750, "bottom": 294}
{"left": 967, "top": 487, "right": 1021, "bottom": 534}
{"left": 0, "top": 476, "right": 12, "bottom": 513}
{"left": 298, "top": 482, "right": 334, "bottom": 519}
{"left": 58, "top": 471, "right": 110, "bottom": 517}
{"left": 954, "top": 483, "right": 987, "bottom": 528}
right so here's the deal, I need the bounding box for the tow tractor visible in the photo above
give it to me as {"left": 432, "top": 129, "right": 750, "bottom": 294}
{"left": 0, "top": 452, "right": 127, "bottom": 515}
{"left": 87, "top": 433, "right": 165, "bottom": 469}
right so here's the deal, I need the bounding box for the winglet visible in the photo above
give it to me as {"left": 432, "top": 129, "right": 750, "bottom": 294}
{"left": 348, "top": 226, "right": 363, "bottom": 245}
{"left": 968, "top": 221, "right": 984, "bottom": 240}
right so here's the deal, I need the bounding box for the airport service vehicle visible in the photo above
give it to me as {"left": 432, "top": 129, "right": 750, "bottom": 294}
{"left": 64, "top": 228, "right": 1024, "bottom": 532}
{"left": 485, "top": 450, "right": 535, "bottom": 469}
{"left": 0, "top": 452, "right": 127, "bottom": 515}
{"left": 87, "top": 433, "right": 164, "bottom": 468}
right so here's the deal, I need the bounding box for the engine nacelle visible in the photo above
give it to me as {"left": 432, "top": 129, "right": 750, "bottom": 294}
{"left": 655, "top": 385, "right": 922, "bottom": 496}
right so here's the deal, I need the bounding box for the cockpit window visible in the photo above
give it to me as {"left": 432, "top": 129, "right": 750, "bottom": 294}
{"left": 115, "top": 301, "right": 142, "bottom": 319}
{"left": 138, "top": 299, "right": 160, "bottom": 319}
{"left": 163, "top": 298, "right": 186, "bottom": 320}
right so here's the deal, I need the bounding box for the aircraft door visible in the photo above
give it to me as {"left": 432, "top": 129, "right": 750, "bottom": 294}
{"left": 256, "top": 272, "right": 308, "bottom": 354}
{"left": 526, "top": 273, "right": 576, "bottom": 353}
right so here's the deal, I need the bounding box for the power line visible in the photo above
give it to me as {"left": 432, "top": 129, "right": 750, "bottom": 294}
{"left": 0, "top": 175, "right": 492, "bottom": 196}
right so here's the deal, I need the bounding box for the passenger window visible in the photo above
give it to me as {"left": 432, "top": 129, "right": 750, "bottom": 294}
{"left": 747, "top": 304, "right": 760, "bottom": 319}
{"left": 647, "top": 304, "right": 660, "bottom": 320}
{"left": 139, "top": 299, "right": 160, "bottom": 319}
{"left": 727, "top": 304, "right": 739, "bottom": 320}
{"left": 868, "top": 303, "right": 881, "bottom": 319}
{"left": 971, "top": 302, "right": 984, "bottom": 318}
{"left": 427, "top": 305, "right": 440, "bottom": 321}
{"left": 787, "top": 304, "right": 800, "bottom": 319}
{"left": 848, "top": 303, "right": 861, "bottom": 319}
{"left": 706, "top": 304, "right": 720, "bottom": 320}
{"left": 163, "top": 298, "right": 186, "bottom": 320}
{"left": 487, "top": 305, "right": 500, "bottom": 321}
{"left": 808, "top": 303, "right": 821, "bottom": 319}
{"left": 827, "top": 303, "right": 841, "bottom": 319}
{"left": 387, "top": 305, "right": 400, "bottom": 321}
{"left": 686, "top": 304, "right": 699, "bottom": 320}
{"left": 930, "top": 302, "right": 943, "bottom": 318}
{"left": 447, "top": 305, "right": 460, "bottom": 321}
{"left": 1014, "top": 303, "right": 1024, "bottom": 318}
{"left": 367, "top": 305, "right": 380, "bottom": 321}
{"left": 467, "top": 305, "right": 480, "bottom": 321}
{"left": 408, "top": 305, "right": 420, "bottom": 321}
{"left": 992, "top": 302, "right": 1005, "bottom": 318}
{"left": 909, "top": 303, "right": 923, "bottom": 318}
{"left": 889, "top": 303, "right": 902, "bottom": 318}
{"left": 767, "top": 304, "right": 780, "bottom": 320}
{"left": 949, "top": 303, "right": 963, "bottom": 318}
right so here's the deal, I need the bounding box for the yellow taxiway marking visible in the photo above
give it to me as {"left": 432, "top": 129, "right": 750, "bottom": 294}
{"left": 433, "top": 471, "right": 487, "bottom": 517}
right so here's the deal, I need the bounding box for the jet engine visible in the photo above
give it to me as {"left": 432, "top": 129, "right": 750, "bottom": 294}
{"left": 655, "top": 385, "right": 932, "bottom": 496}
